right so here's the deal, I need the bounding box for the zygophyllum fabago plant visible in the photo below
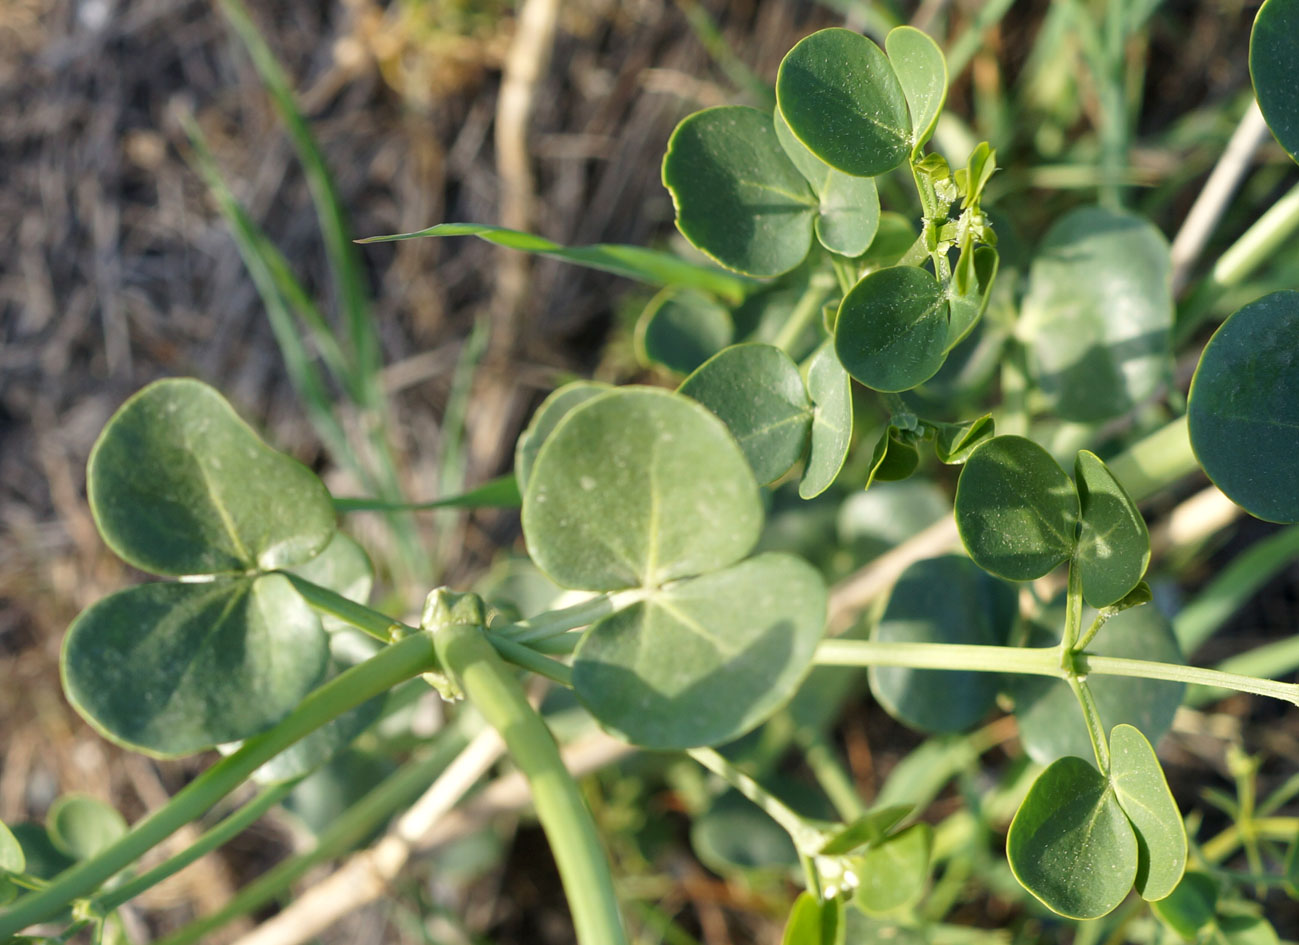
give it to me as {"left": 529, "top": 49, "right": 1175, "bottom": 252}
{"left": 5, "top": 0, "right": 1299, "bottom": 941}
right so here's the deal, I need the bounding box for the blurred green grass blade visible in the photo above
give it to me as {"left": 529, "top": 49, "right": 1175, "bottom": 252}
{"left": 944, "top": 0, "right": 1016, "bottom": 78}
{"left": 674, "top": 0, "right": 773, "bottom": 108}
{"left": 433, "top": 317, "right": 490, "bottom": 577}
{"left": 218, "top": 0, "right": 380, "bottom": 407}
{"left": 357, "top": 222, "right": 754, "bottom": 305}
{"left": 1174, "top": 525, "right": 1299, "bottom": 655}
{"left": 333, "top": 475, "right": 522, "bottom": 513}
{"left": 184, "top": 116, "right": 358, "bottom": 470}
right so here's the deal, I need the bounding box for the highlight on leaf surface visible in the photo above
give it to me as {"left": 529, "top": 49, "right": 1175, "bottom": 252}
{"left": 954, "top": 435, "right": 1078, "bottom": 581}
{"left": 775, "top": 28, "right": 911, "bottom": 178}
{"left": 679, "top": 343, "right": 813, "bottom": 485}
{"left": 1188, "top": 291, "right": 1299, "bottom": 523}
{"left": 835, "top": 266, "right": 949, "bottom": 393}
{"left": 88, "top": 378, "right": 336, "bottom": 577}
{"left": 662, "top": 105, "right": 818, "bottom": 278}
{"left": 572, "top": 553, "right": 827, "bottom": 749}
{"left": 522, "top": 386, "right": 762, "bottom": 591}
{"left": 1019, "top": 206, "right": 1173, "bottom": 422}
{"left": 61, "top": 574, "right": 330, "bottom": 757}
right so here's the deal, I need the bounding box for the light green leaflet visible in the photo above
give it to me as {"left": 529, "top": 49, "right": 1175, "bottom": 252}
{"left": 522, "top": 387, "right": 762, "bottom": 591}
{"left": 954, "top": 436, "right": 1079, "bottom": 581}
{"left": 1109, "top": 724, "right": 1186, "bottom": 901}
{"left": 572, "top": 553, "right": 827, "bottom": 749}
{"left": 62, "top": 575, "right": 330, "bottom": 757}
{"left": 1151, "top": 872, "right": 1217, "bottom": 939}
{"left": 356, "top": 221, "right": 751, "bottom": 304}
{"left": 88, "top": 378, "right": 336, "bottom": 576}
{"left": 1020, "top": 206, "right": 1173, "bottom": 422}
{"left": 1188, "top": 291, "right": 1299, "bottom": 523}
{"left": 819, "top": 804, "right": 913, "bottom": 856}
{"left": 776, "top": 28, "right": 911, "bottom": 178}
{"left": 1250, "top": 0, "right": 1299, "bottom": 163}
{"left": 773, "top": 108, "right": 880, "bottom": 257}
{"left": 514, "top": 381, "right": 611, "bottom": 493}
{"left": 870, "top": 556, "right": 1016, "bottom": 733}
{"left": 885, "top": 26, "right": 947, "bottom": 153}
{"left": 46, "top": 795, "right": 127, "bottom": 862}
{"left": 944, "top": 247, "right": 999, "bottom": 352}
{"left": 0, "top": 820, "right": 25, "bottom": 875}
{"left": 853, "top": 824, "right": 932, "bottom": 916}
{"left": 864, "top": 426, "right": 920, "bottom": 491}
{"left": 835, "top": 266, "right": 949, "bottom": 392}
{"left": 679, "top": 343, "right": 813, "bottom": 485}
{"left": 635, "top": 287, "right": 734, "bottom": 375}
{"left": 662, "top": 106, "right": 817, "bottom": 278}
{"left": 931, "top": 415, "right": 994, "bottom": 465}
{"left": 1075, "top": 450, "right": 1150, "bottom": 608}
{"left": 800, "top": 343, "right": 853, "bottom": 499}
{"left": 782, "top": 891, "right": 844, "bottom": 945}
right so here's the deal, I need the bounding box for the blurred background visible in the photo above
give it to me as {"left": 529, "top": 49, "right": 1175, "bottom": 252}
{"left": 2, "top": 0, "right": 1295, "bottom": 942}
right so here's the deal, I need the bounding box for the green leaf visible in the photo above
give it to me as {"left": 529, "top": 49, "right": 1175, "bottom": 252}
{"left": 0, "top": 820, "right": 25, "bottom": 875}
{"left": 515, "top": 381, "right": 612, "bottom": 494}
{"left": 61, "top": 575, "right": 330, "bottom": 756}
{"left": 783, "top": 891, "right": 844, "bottom": 945}
{"left": 332, "top": 475, "right": 521, "bottom": 513}
{"left": 818, "top": 804, "right": 913, "bottom": 856}
{"left": 885, "top": 26, "right": 947, "bottom": 152}
{"left": 856, "top": 212, "right": 918, "bottom": 268}
{"left": 1013, "top": 605, "right": 1185, "bottom": 764}
{"left": 852, "top": 823, "right": 932, "bottom": 916}
{"left": 1250, "top": 0, "right": 1299, "bottom": 163}
{"left": 88, "top": 378, "right": 336, "bottom": 577}
{"left": 662, "top": 106, "right": 818, "bottom": 278}
{"left": 944, "top": 246, "right": 999, "bottom": 352}
{"left": 241, "top": 632, "right": 387, "bottom": 784}
{"left": 870, "top": 555, "right": 1017, "bottom": 733}
{"left": 1214, "top": 914, "right": 1281, "bottom": 945}
{"left": 776, "top": 28, "right": 911, "bottom": 178}
{"left": 1007, "top": 756, "right": 1137, "bottom": 919}
{"left": 691, "top": 788, "right": 799, "bottom": 874}
{"left": 1151, "top": 871, "right": 1217, "bottom": 939}
{"left": 835, "top": 266, "right": 948, "bottom": 392}
{"left": 7, "top": 823, "right": 75, "bottom": 881}
{"left": 523, "top": 387, "right": 762, "bottom": 591}
{"left": 636, "top": 287, "right": 734, "bottom": 375}
{"left": 356, "top": 221, "right": 751, "bottom": 304}
{"left": 800, "top": 343, "right": 854, "bottom": 499}
{"left": 773, "top": 109, "right": 881, "bottom": 257}
{"left": 573, "top": 552, "right": 826, "bottom": 749}
{"left": 1020, "top": 206, "right": 1173, "bottom": 421}
{"left": 955, "top": 436, "right": 1079, "bottom": 581}
{"left": 46, "top": 795, "right": 127, "bottom": 862}
{"left": 282, "top": 750, "right": 396, "bottom": 840}
{"left": 287, "top": 531, "right": 373, "bottom": 633}
{"left": 1074, "top": 451, "right": 1150, "bottom": 608}
{"left": 1188, "top": 291, "right": 1299, "bottom": 523}
{"left": 680, "top": 344, "right": 814, "bottom": 484}
{"left": 865, "top": 427, "right": 921, "bottom": 491}
{"left": 1108, "top": 724, "right": 1186, "bottom": 901}
{"left": 931, "top": 415, "right": 995, "bottom": 465}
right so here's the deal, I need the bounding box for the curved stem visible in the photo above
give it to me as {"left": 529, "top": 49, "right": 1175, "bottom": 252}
{"left": 688, "top": 748, "right": 825, "bottom": 854}
{"left": 498, "top": 592, "right": 628, "bottom": 644}
{"left": 773, "top": 270, "right": 837, "bottom": 354}
{"left": 281, "top": 573, "right": 409, "bottom": 642}
{"left": 431, "top": 605, "right": 627, "bottom": 945}
{"left": 1066, "top": 674, "right": 1111, "bottom": 774}
{"left": 94, "top": 780, "right": 299, "bottom": 914}
{"left": 0, "top": 633, "right": 437, "bottom": 939}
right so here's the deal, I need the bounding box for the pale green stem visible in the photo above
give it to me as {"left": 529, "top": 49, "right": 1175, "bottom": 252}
{"left": 1060, "top": 561, "right": 1084, "bottom": 655}
{"left": 1105, "top": 415, "right": 1198, "bottom": 503}
{"left": 813, "top": 640, "right": 1299, "bottom": 707}
{"left": 1066, "top": 674, "right": 1111, "bottom": 774}
{"left": 433, "top": 614, "right": 627, "bottom": 945}
{"left": 0, "top": 634, "right": 438, "bottom": 938}
{"left": 796, "top": 731, "right": 868, "bottom": 821}
{"left": 1077, "top": 655, "right": 1299, "bottom": 705}
{"left": 773, "top": 270, "right": 837, "bottom": 354}
{"left": 281, "top": 572, "right": 407, "bottom": 642}
{"left": 687, "top": 747, "right": 825, "bottom": 854}
{"left": 499, "top": 592, "right": 631, "bottom": 644}
{"left": 1201, "top": 817, "right": 1299, "bottom": 864}
{"left": 1075, "top": 607, "right": 1112, "bottom": 653}
{"left": 93, "top": 780, "right": 299, "bottom": 914}
{"left": 489, "top": 634, "right": 574, "bottom": 687}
